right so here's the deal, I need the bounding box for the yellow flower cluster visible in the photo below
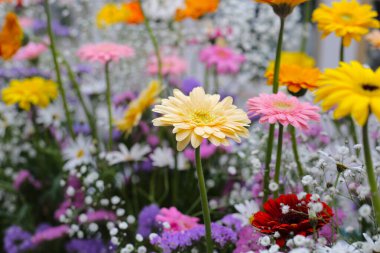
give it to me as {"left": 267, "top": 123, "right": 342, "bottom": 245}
{"left": 116, "top": 80, "right": 161, "bottom": 133}
{"left": 2, "top": 77, "right": 58, "bottom": 111}
{"left": 96, "top": 1, "right": 144, "bottom": 28}
{"left": 312, "top": 0, "right": 380, "bottom": 47}
{"left": 0, "top": 12, "right": 23, "bottom": 60}
{"left": 175, "top": 0, "right": 219, "bottom": 21}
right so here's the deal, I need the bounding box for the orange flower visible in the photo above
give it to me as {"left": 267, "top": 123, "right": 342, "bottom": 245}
{"left": 366, "top": 30, "right": 380, "bottom": 49}
{"left": 0, "top": 12, "right": 23, "bottom": 60}
{"left": 123, "top": 1, "right": 144, "bottom": 24}
{"left": 255, "top": 0, "right": 307, "bottom": 17}
{"left": 175, "top": 0, "right": 219, "bottom": 21}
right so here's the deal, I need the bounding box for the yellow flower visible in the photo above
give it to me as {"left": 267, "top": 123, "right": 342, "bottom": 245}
{"left": 315, "top": 61, "right": 380, "bottom": 126}
{"left": 366, "top": 30, "right": 380, "bottom": 49}
{"left": 312, "top": 0, "right": 380, "bottom": 47}
{"left": 0, "top": 12, "right": 23, "bottom": 60}
{"left": 96, "top": 3, "right": 128, "bottom": 28}
{"left": 175, "top": 0, "right": 219, "bottom": 21}
{"left": 254, "top": 0, "right": 307, "bottom": 17}
{"left": 265, "top": 52, "right": 320, "bottom": 93}
{"left": 116, "top": 80, "right": 161, "bottom": 133}
{"left": 2, "top": 77, "right": 58, "bottom": 111}
{"left": 152, "top": 87, "right": 250, "bottom": 151}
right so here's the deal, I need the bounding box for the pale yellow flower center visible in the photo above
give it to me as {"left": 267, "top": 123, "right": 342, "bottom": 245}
{"left": 273, "top": 101, "right": 294, "bottom": 110}
{"left": 76, "top": 149, "right": 85, "bottom": 158}
{"left": 191, "top": 110, "right": 216, "bottom": 125}
{"left": 340, "top": 13, "right": 353, "bottom": 22}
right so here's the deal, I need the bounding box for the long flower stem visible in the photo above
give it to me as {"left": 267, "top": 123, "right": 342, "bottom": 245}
{"left": 105, "top": 62, "right": 113, "bottom": 150}
{"left": 43, "top": 0, "right": 75, "bottom": 139}
{"left": 62, "top": 59, "right": 98, "bottom": 143}
{"left": 274, "top": 124, "right": 284, "bottom": 198}
{"left": 339, "top": 39, "right": 344, "bottom": 62}
{"left": 263, "top": 124, "right": 275, "bottom": 202}
{"left": 300, "top": 0, "right": 312, "bottom": 53}
{"left": 273, "top": 17, "right": 286, "bottom": 94}
{"left": 204, "top": 67, "right": 210, "bottom": 93}
{"left": 213, "top": 67, "right": 219, "bottom": 93}
{"left": 195, "top": 147, "right": 213, "bottom": 253}
{"left": 139, "top": 0, "right": 163, "bottom": 85}
{"left": 289, "top": 126, "right": 309, "bottom": 192}
{"left": 362, "top": 119, "right": 380, "bottom": 225}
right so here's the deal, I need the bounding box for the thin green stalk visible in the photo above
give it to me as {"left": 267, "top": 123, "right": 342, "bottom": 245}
{"left": 43, "top": 0, "right": 75, "bottom": 139}
{"left": 362, "top": 119, "right": 380, "bottom": 225}
{"left": 204, "top": 67, "right": 210, "bottom": 93}
{"left": 105, "top": 62, "right": 113, "bottom": 150}
{"left": 213, "top": 67, "right": 219, "bottom": 93}
{"left": 273, "top": 17, "right": 286, "bottom": 93}
{"left": 339, "top": 39, "right": 344, "bottom": 62}
{"left": 139, "top": 0, "right": 163, "bottom": 85}
{"left": 300, "top": 0, "right": 312, "bottom": 53}
{"left": 289, "top": 126, "right": 309, "bottom": 192}
{"left": 263, "top": 124, "right": 275, "bottom": 202}
{"left": 273, "top": 124, "right": 284, "bottom": 198}
{"left": 195, "top": 147, "right": 213, "bottom": 253}
{"left": 62, "top": 59, "right": 98, "bottom": 143}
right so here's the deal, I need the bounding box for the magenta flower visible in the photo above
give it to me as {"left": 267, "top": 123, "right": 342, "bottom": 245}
{"left": 147, "top": 55, "right": 187, "bottom": 76}
{"left": 13, "top": 170, "right": 42, "bottom": 190}
{"left": 199, "top": 45, "right": 245, "bottom": 74}
{"left": 31, "top": 225, "right": 69, "bottom": 244}
{"left": 77, "top": 43, "right": 134, "bottom": 64}
{"left": 247, "top": 92, "right": 320, "bottom": 130}
{"left": 184, "top": 140, "right": 217, "bottom": 162}
{"left": 83, "top": 209, "right": 117, "bottom": 223}
{"left": 14, "top": 42, "right": 47, "bottom": 61}
{"left": 155, "top": 207, "right": 200, "bottom": 232}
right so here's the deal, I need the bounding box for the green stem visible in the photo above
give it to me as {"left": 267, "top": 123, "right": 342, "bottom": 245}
{"left": 300, "top": 0, "right": 311, "bottom": 53}
{"left": 195, "top": 147, "right": 213, "bottom": 253}
{"left": 204, "top": 67, "right": 210, "bottom": 93}
{"left": 105, "top": 62, "right": 113, "bottom": 150}
{"left": 263, "top": 124, "right": 275, "bottom": 202}
{"left": 273, "top": 17, "right": 286, "bottom": 94}
{"left": 273, "top": 124, "right": 284, "bottom": 198}
{"left": 213, "top": 67, "right": 219, "bottom": 93}
{"left": 289, "top": 126, "right": 309, "bottom": 192}
{"left": 62, "top": 59, "right": 98, "bottom": 143}
{"left": 139, "top": 0, "right": 163, "bottom": 85}
{"left": 339, "top": 38, "right": 344, "bottom": 62}
{"left": 362, "top": 119, "right": 380, "bottom": 225}
{"left": 43, "top": 0, "right": 75, "bottom": 139}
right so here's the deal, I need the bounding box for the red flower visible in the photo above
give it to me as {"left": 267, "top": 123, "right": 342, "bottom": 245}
{"left": 251, "top": 194, "right": 333, "bottom": 247}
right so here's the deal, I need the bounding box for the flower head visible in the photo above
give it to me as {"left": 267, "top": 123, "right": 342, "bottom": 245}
{"left": 156, "top": 207, "right": 200, "bottom": 232}
{"left": 123, "top": 1, "right": 144, "bottom": 24}
{"left": 2, "top": 77, "right": 58, "bottom": 111}
{"left": 77, "top": 43, "right": 134, "bottom": 64}
{"left": 312, "top": 0, "right": 380, "bottom": 47}
{"left": 116, "top": 80, "right": 161, "bottom": 133}
{"left": 147, "top": 55, "right": 187, "bottom": 76}
{"left": 96, "top": 3, "right": 128, "bottom": 28}
{"left": 254, "top": 0, "right": 307, "bottom": 17}
{"left": 0, "top": 12, "right": 23, "bottom": 60}
{"left": 153, "top": 87, "right": 250, "bottom": 151}
{"left": 250, "top": 194, "right": 333, "bottom": 247}
{"left": 4, "top": 226, "right": 34, "bottom": 253}
{"left": 32, "top": 225, "right": 69, "bottom": 245}
{"left": 247, "top": 92, "right": 320, "bottom": 130}
{"left": 366, "top": 30, "right": 380, "bottom": 49}
{"left": 175, "top": 0, "right": 219, "bottom": 21}
{"left": 200, "top": 45, "right": 245, "bottom": 74}
{"left": 315, "top": 61, "right": 380, "bottom": 126}
{"left": 14, "top": 42, "right": 47, "bottom": 61}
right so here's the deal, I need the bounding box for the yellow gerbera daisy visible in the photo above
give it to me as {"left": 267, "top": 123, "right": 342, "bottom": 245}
{"left": 312, "top": 0, "right": 380, "bottom": 47}
{"left": 0, "top": 12, "right": 23, "bottom": 60}
{"left": 152, "top": 87, "right": 250, "bottom": 151}
{"left": 116, "top": 80, "right": 161, "bottom": 133}
{"left": 315, "top": 61, "right": 380, "bottom": 126}
{"left": 2, "top": 77, "right": 58, "bottom": 111}
{"left": 266, "top": 52, "right": 320, "bottom": 93}
{"left": 96, "top": 3, "right": 128, "bottom": 28}
{"left": 254, "top": 0, "right": 307, "bottom": 17}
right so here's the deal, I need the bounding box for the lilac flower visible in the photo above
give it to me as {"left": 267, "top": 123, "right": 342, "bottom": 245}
{"left": 113, "top": 91, "right": 136, "bottom": 107}
{"left": 31, "top": 225, "right": 69, "bottom": 244}
{"left": 13, "top": 170, "right": 42, "bottom": 191}
{"left": 137, "top": 204, "right": 160, "bottom": 237}
{"left": 181, "top": 77, "right": 202, "bottom": 95}
{"left": 3, "top": 226, "right": 34, "bottom": 253}
{"left": 184, "top": 140, "right": 217, "bottom": 162}
{"left": 65, "top": 239, "right": 109, "bottom": 253}
{"left": 83, "top": 210, "right": 117, "bottom": 223}
{"left": 150, "top": 223, "right": 237, "bottom": 253}
{"left": 0, "top": 67, "right": 50, "bottom": 81}
{"left": 33, "top": 19, "right": 70, "bottom": 37}
{"left": 73, "top": 123, "right": 91, "bottom": 136}
{"left": 233, "top": 225, "right": 264, "bottom": 253}
{"left": 220, "top": 214, "right": 242, "bottom": 231}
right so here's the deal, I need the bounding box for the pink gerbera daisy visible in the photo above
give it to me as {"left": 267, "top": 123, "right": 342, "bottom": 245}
{"left": 155, "top": 207, "right": 200, "bottom": 232}
{"left": 77, "top": 42, "right": 134, "bottom": 64}
{"left": 147, "top": 55, "right": 187, "bottom": 76}
{"left": 199, "top": 45, "right": 245, "bottom": 74}
{"left": 247, "top": 92, "right": 320, "bottom": 130}
{"left": 14, "top": 42, "right": 47, "bottom": 60}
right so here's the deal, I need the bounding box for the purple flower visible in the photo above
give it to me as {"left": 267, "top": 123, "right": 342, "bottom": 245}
{"left": 31, "top": 225, "right": 69, "bottom": 244}
{"left": 137, "top": 204, "right": 160, "bottom": 237}
{"left": 113, "top": 91, "right": 136, "bottom": 107}
{"left": 0, "top": 67, "right": 50, "bottom": 80}
{"left": 150, "top": 223, "right": 237, "bottom": 253}
{"left": 184, "top": 140, "right": 217, "bottom": 162}
{"left": 181, "top": 77, "right": 202, "bottom": 95}
{"left": 33, "top": 19, "right": 70, "bottom": 37}
{"left": 54, "top": 176, "right": 84, "bottom": 220}
{"left": 220, "top": 214, "right": 242, "bottom": 231}
{"left": 233, "top": 225, "right": 264, "bottom": 253}
{"left": 73, "top": 123, "right": 91, "bottom": 136}
{"left": 3, "top": 226, "right": 33, "bottom": 253}
{"left": 83, "top": 210, "right": 117, "bottom": 223}
{"left": 65, "top": 239, "right": 109, "bottom": 253}
{"left": 13, "top": 170, "right": 42, "bottom": 191}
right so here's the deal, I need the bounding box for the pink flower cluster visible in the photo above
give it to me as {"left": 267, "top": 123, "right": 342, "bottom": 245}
{"left": 199, "top": 45, "right": 245, "bottom": 74}
{"left": 77, "top": 42, "right": 134, "bottom": 64}
{"left": 147, "top": 55, "right": 187, "bottom": 76}
{"left": 14, "top": 42, "right": 47, "bottom": 61}
{"left": 13, "top": 170, "right": 42, "bottom": 190}
{"left": 155, "top": 207, "right": 199, "bottom": 232}
{"left": 31, "top": 225, "right": 69, "bottom": 244}
{"left": 247, "top": 92, "right": 320, "bottom": 130}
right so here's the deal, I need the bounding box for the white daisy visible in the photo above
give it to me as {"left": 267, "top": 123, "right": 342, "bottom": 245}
{"left": 37, "top": 103, "right": 65, "bottom": 128}
{"left": 150, "top": 146, "right": 174, "bottom": 168}
{"left": 233, "top": 200, "right": 259, "bottom": 225}
{"left": 104, "top": 143, "right": 151, "bottom": 166}
{"left": 62, "top": 135, "right": 94, "bottom": 170}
